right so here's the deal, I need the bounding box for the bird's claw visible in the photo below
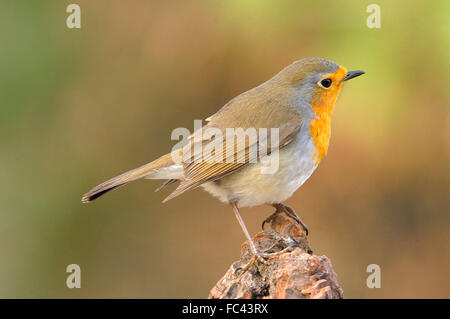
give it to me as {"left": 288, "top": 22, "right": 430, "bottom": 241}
{"left": 262, "top": 204, "right": 309, "bottom": 236}
{"left": 232, "top": 241, "right": 297, "bottom": 277}
{"left": 233, "top": 254, "right": 264, "bottom": 277}
{"left": 261, "top": 216, "right": 273, "bottom": 230}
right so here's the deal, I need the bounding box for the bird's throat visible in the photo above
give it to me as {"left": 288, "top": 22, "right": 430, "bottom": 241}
{"left": 309, "top": 112, "right": 332, "bottom": 165}
{"left": 309, "top": 81, "right": 343, "bottom": 164}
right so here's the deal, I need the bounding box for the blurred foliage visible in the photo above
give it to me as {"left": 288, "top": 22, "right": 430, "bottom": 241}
{"left": 0, "top": 0, "right": 448, "bottom": 298}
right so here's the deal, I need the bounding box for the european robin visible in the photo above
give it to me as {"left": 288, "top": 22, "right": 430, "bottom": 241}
{"left": 82, "top": 57, "right": 364, "bottom": 274}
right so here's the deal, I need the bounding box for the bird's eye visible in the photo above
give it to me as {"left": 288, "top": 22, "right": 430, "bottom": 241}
{"left": 319, "top": 78, "right": 332, "bottom": 88}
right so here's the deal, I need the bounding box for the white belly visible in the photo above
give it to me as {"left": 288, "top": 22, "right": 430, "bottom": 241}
{"left": 201, "top": 132, "right": 318, "bottom": 207}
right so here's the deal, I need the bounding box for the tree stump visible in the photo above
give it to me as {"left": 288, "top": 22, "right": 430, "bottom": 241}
{"left": 209, "top": 213, "right": 343, "bottom": 299}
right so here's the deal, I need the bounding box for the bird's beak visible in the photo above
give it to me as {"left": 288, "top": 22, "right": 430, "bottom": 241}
{"left": 343, "top": 70, "right": 365, "bottom": 81}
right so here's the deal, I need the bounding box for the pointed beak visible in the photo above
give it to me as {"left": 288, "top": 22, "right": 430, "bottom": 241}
{"left": 343, "top": 70, "right": 365, "bottom": 81}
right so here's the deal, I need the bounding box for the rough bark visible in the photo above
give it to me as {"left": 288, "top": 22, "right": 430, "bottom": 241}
{"left": 209, "top": 213, "right": 343, "bottom": 299}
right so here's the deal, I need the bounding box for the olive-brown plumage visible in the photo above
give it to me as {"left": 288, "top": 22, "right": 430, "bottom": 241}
{"left": 82, "top": 57, "right": 364, "bottom": 274}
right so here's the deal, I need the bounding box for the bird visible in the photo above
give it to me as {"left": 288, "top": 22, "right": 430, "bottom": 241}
{"left": 82, "top": 57, "right": 364, "bottom": 274}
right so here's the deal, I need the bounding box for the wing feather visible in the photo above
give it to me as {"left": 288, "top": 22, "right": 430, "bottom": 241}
{"left": 163, "top": 119, "right": 302, "bottom": 202}
{"left": 163, "top": 83, "right": 305, "bottom": 202}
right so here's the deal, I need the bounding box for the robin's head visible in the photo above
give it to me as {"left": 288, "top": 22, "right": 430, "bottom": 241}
{"left": 274, "top": 57, "right": 364, "bottom": 113}
{"left": 272, "top": 57, "right": 365, "bottom": 164}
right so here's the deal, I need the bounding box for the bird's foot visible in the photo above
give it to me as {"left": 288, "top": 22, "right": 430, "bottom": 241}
{"left": 262, "top": 204, "right": 309, "bottom": 236}
{"left": 232, "top": 239, "right": 297, "bottom": 277}
{"left": 232, "top": 253, "right": 265, "bottom": 277}
{"left": 283, "top": 205, "right": 309, "bottom": 236}
{"left": 261, "top": 210, "right": 281, "bottom": 230}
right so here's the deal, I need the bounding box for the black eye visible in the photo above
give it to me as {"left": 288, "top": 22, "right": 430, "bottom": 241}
{"left": 320, "top": 78, "right": 332, "bottom": 88}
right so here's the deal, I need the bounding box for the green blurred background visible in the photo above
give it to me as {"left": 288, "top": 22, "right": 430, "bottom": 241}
{"left": 0, "top": 0, "right": 448, "bottom": 298}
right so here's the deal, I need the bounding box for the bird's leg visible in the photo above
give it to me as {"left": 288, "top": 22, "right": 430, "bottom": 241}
{"left": 260, "top": 237, "right": 297, "bottom": 256}
{"left": 231, "top": 202, "right": 267, "bottom": 276}
{"left": 231, "top": 203, "right": 296, "bottom": 276}
{"left": 263, "top": 203, "right": 309, "bottom": 235}
{"left": 283, "top": 204, "right": 309, "bottom": 235}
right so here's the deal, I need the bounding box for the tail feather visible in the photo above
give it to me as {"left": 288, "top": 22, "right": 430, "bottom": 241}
{"left": 154, "top": 179, "right": 177, "bottom": 192}
{"left": 81, "top": 153, "right": 176, "bottom": 203}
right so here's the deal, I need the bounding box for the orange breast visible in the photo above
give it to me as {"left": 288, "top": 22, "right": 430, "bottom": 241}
{"left": 309, "top": 66, "right": 346, "bottom": 164}
{"left": 310, "top": 113, "right": 332, "bottom": 164}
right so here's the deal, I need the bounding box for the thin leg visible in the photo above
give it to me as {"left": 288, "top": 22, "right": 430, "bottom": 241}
{"left": 231, "top": 202, "right": 295, "bottom": 276}
{"left": 231, "top": 203, "right": 262, "bottom": 258}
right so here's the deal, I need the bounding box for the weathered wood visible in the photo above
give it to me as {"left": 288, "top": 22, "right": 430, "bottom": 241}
{"left": 209, "top": 214, "right": 343, "bottom": 299}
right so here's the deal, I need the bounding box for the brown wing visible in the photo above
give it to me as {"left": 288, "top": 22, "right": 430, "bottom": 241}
{"left": 162, "top": 121, "right": 301, "bottom": 202}
{"left": 163, "top": 84, "right": 303, "bottom": 202}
